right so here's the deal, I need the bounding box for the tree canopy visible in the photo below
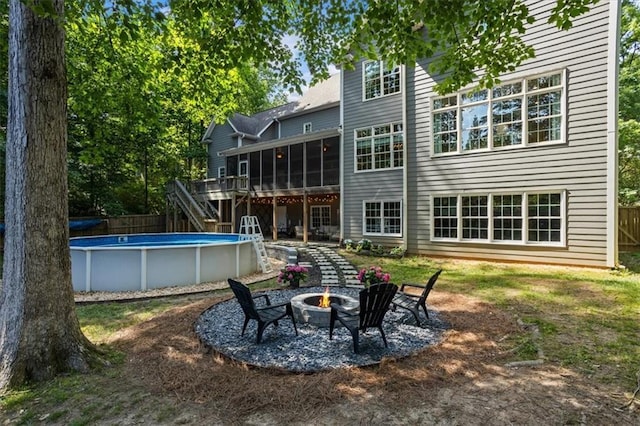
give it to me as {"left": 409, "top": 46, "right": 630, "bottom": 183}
{"left": 619, "top": 0, "right": 640, "bottom": 205}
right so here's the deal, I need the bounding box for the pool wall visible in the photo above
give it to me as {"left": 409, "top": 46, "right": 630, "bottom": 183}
{"left": 71, "top": 233, "right": 258, "bottom": 292}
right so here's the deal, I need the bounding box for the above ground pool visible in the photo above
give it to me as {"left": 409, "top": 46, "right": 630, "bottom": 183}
{"left": 70, "top": 233, "right": 258, "bottom": 292}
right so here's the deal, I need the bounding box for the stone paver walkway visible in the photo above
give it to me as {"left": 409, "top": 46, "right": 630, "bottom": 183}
{"left": 298, "top": 245, "right": 362, "bottom": 287}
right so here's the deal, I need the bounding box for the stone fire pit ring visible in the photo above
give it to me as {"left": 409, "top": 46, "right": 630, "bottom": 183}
{"left": 290, "top": 292, "right": 359, "bottom": 327}
{"left": 196, "top": 286, "right": 449, "bottom": 372}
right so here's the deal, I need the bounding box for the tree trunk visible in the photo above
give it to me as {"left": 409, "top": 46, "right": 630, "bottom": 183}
{"left": 0, "top": 0, "right": 98, "bottom": 390}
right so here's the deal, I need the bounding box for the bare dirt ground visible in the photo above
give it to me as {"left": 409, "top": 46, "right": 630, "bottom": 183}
{"left": 100, "top": 290, "right": 639, "bottom": 425}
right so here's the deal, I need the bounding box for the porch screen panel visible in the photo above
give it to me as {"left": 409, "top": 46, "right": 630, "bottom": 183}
{"left": 261, "top": 149, "right": 273, "bottom": 190}
{"left": 249, "top": 151, "right": 261, "bottom": 190}
{"left": 275, "top": 146, "right": 288, "bottom": 189}
{"left": 322, "top": 137, "right": 339, "bottom": 185}
{"left": 226, "top": 155, "right": 238, "bottom": 176}
{"left": 306, "top": 140, "right": 322, "bottom": 187}
{"left": 289, "top": 144, "right": 304, "bottom": 188}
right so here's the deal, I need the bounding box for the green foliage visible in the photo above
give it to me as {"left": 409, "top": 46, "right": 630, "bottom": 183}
{"left": 619, "top": 0, "right": 640, "bottom": 205}
{"left": 356, "top": 238, "right": 372, "bottom": 252}
{"left": 63, "top": 3, "right": 286, "bottom": 215}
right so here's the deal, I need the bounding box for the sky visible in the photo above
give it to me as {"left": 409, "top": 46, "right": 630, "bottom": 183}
{"left": 282, "top": 34, "right": 339, "bottom": 101}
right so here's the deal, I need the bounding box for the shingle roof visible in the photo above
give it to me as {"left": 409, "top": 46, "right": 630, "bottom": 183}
{"left": 208, "top": 73, "right": 340, "bottom": 140}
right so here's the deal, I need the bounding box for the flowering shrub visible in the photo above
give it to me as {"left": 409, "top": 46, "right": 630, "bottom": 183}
{"left": 277, "top": 264, "right": 308, "bottom": 288}
{"left": 357, "top": 266, "right": 391, "bottom": 287}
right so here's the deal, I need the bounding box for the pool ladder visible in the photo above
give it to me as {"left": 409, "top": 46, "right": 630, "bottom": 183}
{"left": 239, "top": 216, "right": 273, "bottom": 274}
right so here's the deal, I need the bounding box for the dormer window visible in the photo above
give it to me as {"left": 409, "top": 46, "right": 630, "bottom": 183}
{"left": 303, "top": 122, "right": 312, "bottom": 134}
{"left": 363, "top": 60, "right": 401, "bottom": 101}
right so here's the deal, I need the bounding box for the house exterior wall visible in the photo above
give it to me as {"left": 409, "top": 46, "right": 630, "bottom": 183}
{"left": 342, "top": 60, "right": 405, "bottom": 246}
{"left": 342, "top": 0, "right": 617, "bottom": 267}
{"left": 206, "top": 122, "right": 236, "bottom": 178}
{"left": 278, "top": 106, "right": 340, "bottom": 138}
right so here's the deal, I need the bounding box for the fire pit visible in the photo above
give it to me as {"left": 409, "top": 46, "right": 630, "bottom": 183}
{"left": 290, "top": 288, "right": 359, "bottom": 327}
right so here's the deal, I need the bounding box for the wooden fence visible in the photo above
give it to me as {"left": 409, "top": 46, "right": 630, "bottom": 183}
{"left": 619, "top": 207, "right": 640, "bottom": 251}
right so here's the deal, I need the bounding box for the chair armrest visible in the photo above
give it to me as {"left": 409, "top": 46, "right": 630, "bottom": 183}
{"left": 253, "top": 293, "right": 271, "bottom": 305}
{"left": 399, "top": 283, "right": 426, "bottom": 292}
{"left": 330, "top": 302, "right": 358, "bottom": 317}
{"left": 256, "top": 301, "right": 289, "bottom": 312}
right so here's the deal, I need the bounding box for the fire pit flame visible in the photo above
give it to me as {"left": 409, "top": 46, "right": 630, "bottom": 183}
{"left": 318, "top": 287, "right": 331, "bottom": 308}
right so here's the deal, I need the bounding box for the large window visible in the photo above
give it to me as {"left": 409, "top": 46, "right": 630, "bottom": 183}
{"left": 355, "top": 122, "right": 403, "bottom": 172}
{"left": 432, "top": 71, "right": 564, "bottom": 155}
{"left": 432, "top": 191, "right": 565, "bottom": 246}
{"left": 363, "top": 61, "right": 401, "bottom": 100}
{"left": 363, "top": 200, "right": 402, "bottom": 236}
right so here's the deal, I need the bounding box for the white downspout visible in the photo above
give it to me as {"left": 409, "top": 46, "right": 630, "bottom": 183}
{"left": 402, "top": 64, "right": 408, "bottom": 251}
{"left": 606, "top": 1, "right": 621, "bottom": 267}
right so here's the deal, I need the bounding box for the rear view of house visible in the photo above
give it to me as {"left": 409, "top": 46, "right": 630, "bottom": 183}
{"left": 182, "top": 0, "right": 618, "bottom": 268}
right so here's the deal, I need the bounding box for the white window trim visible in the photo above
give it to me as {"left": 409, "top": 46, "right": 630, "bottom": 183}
{"left": 217, "top": 166, "right": 226, "bottom": 179}
{"left": 310, "top": 205, "right": 331, "bottom": 230}
{"left": 353, "top": 122, "right": 404, "bottom": 173}
{"left": 430, "top": 69, "right": 567, "bottom": 157}
{"left": 362, "top": 60, "right": 402, "bottom": 102}
{"left": 303, "top": 122, "right": 312, "bottom": 134}
{"left": 362, "top": 199, "right": 403, "bottom": 237}
{"left": 430, "top": 190, "right": 566, "bottom": 247}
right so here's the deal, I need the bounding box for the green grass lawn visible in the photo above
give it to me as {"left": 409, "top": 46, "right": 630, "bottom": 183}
{"left": 344, "top": 251, "right": 640, "bottom": 386}
{"left": 1, "top": 253, "right": 639, "bottom": 423}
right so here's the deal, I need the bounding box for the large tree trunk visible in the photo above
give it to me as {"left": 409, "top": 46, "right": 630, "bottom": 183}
{"left": 0, "top": 0, "right": 98, "bottom": 390}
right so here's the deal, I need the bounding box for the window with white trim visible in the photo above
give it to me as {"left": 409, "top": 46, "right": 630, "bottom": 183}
{"left": 432, "top": 191, "right": 565, "bottom": 246}
{"left": 218, "top": 166, "right": 226, "bottom": 179}
{"left": 432, "top": 71, "right": 564, "bottom": 155}
{"left": 363, "top": 60, "right": 401, "bottom": 100}
{"left": 363, "top": 200, "right": 402, "bottom": 236}
{"left": 311, "top": 205, "right": 330, "bottom": 229}
{"left": 303, "top": 122, "right": 312, "bottom": 134}
{"left": 355, "top": 122, "right": 403, "bottom": 172}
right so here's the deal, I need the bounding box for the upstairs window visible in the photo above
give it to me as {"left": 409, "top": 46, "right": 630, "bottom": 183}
{"left": 355, "top": 122, "right": 403, "bottom": 172}
{"left": 218, "top": 166, "right": 226, "bottom": 179}
{"left": 363, "top": 61, "right": 401, "bottom": 100}
{"left": 303, "top": 122, "right": 312, "bottom": 134}
{"left": 432, "top": 71, "right": 564, "bottom": 155}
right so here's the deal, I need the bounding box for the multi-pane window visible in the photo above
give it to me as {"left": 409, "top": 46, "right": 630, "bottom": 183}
{"left": 493, "top": 194, "right": 523, "bottom": 241}
{"left": 432, "top": 71, "right": 563, "bottom": 154}
{"left": 461, "top": 196, "right": 488, "bottom": 239}
{"left": 363, "top": 61, "right": 401, "bottom": 100}
{"left": 432, "top": 192, "right": 564, "bottom": 245}
{"left": 311, "top": 205, "right": 331, "bottom": 229}
{"left": 364, "top": 200, "right": 402, "bottom": 236}
{"left": 433, "top": 196, "right": 458, "bottom": 239}
{"left": 527, "top": 193, "right": 562, "bottom": 242}
{"left": 355, "top": 123, "right": 403, "bottom": 171}
{"left": 218, "top": 166, "right": 226, "bottom": 179}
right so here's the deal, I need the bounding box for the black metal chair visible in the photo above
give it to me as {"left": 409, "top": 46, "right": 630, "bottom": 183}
{"left": 227, "top": 278, "right": 298, "bottom": 343}
{"left": 391, "top": 269, "right": 442, "bottom": 325}
{"left": 329, "top": 283, "right": 398, "bottom": 353}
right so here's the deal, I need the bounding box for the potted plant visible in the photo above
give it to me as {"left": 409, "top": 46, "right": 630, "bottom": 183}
{"left": 277, "top": 264, "right": 309, "bottom": 288}
{"left": 357, "top": 265, "right": 391, "bottom": 287}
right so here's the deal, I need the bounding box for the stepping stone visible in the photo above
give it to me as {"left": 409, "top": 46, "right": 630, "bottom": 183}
{"left": 319, "top": 265, "right": 336, "bottom": 271}
{"left": 345, "top": 279, "right": 362, "bottom": 285}
{"left": 322, "top": 270, "right": 338, "bottom": 275}
{"left": 298, "top": 262, "right": 313, "bottom": 268}
{"left": 321, "top": 278, "right": 340, "bottom": 285}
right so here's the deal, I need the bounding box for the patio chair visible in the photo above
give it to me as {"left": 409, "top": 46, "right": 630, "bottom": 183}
{"left": 329, "top": 283, "right": 398, "bottom": 353}
{"left": 391, "top": 269, "right": 442, "bottom": 325}
{"left": 227, "top": 278, "right": 298, "bottom": 344}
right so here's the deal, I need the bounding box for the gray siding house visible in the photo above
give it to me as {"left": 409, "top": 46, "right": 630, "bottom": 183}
{"left": 198, "top": 73, "right": 341, "bottom": 241}
{"left": 194, "top": 0, "right": 618, "bottom": 268}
